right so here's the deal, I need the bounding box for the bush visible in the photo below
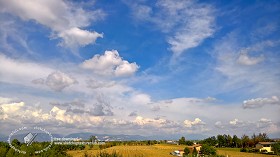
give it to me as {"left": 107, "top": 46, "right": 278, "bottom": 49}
{"left": 240, "top": 148, "right": 248, "bottom": 152}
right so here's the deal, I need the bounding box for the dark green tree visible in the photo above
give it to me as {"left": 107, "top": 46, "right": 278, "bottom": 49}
{"left": 179, "top": 137, "right": 186, "bottom": 145}
{"left": 185, "top": 140, "right": 194, "bottom": 146}
{"left": 217, "top": 135, "right": 226, "bottom": 147}
{"left": 200, "top": 144, "right": 216, "bottom": 155}
{"left": 184, "top": 147, "right": 190, "bottom": 156}
{"left": 241, "top": 134, "right": 250, "bottom": 148}
{"left": 232, "top": 135, "right": 241, "bottom": 148}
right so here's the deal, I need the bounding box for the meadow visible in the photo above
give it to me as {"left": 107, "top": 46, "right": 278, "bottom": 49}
{"left": 67, "top": 144, "right": 277, "bottom": 157}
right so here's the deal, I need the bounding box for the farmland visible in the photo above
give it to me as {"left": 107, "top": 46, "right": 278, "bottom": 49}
{"left": 67, "top": 144, "right": 186, "bottom": 157}
{"left": 67, "top": 144, "right": 277, "bottom": 157}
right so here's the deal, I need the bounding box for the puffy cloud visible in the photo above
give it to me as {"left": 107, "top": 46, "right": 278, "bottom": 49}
{"left": 33, "top": 71, "right": 78, "bottom": 92}
{"left": 57, "top": 27, "right": 103, "bottom": 48}
{"left": 81, "top": 50, "right": 139, "bottom": 77}
{"left": 0, "top": 97, "right": 25, "bottom": 120}
{"left": 89, "top": 95, "right": 114, "bottom": 116}
{"left": 229, "top": 118, "right": 245, "bottom": 128}
{"left": 0, "top": 0, "right": 104, "bottom": 48}
{"left": 184, "top": 118, "right": 205, "bottom": 128}
{"left": 133, "top": 116, "right": 176, "bottom": 128}
{"left": 243, "top": 96, "right": 279, "bottom": 109}
{"left": 126, "top": 0, "right": 215, "bottom": 55}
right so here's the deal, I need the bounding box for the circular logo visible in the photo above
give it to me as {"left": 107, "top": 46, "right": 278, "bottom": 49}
{"left": 7, "top": 126, "right": 53, "bottom": 154}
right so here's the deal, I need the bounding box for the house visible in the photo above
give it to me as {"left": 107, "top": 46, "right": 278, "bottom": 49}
{"left": 188, "top": 144, "right": 202, "bottom": 153}
{"left": 256, "top": 142, "right": 276, "bottom": 153}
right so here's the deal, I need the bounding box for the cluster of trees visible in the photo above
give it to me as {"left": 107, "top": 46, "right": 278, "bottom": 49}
{"left": 0, "top": 139, "right": 85, "bottom": 157}
{"left": 178, "top": 137, "right": 194, "bottom": 146}
{"left": 200, "top": 133, "right": 270, "bottom": 148}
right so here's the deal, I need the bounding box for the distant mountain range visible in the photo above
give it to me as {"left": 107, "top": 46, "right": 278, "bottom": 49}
{"left": 0, "top": 132, "right": 206, "bottom": 142}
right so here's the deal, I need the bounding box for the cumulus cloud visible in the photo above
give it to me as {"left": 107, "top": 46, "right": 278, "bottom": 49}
{"left": 90, "top": 95, "right": 114, "bottom": 116}
{"left": 0, "top": 0, "right": 104, "bottom": 48}
{"left": 0, "top": 97, "right": 25, "bottom": 120}
{"left": 81, "top": 50, "right": 139, "bottom": 77}
{"left": 243, "top": 96, "right": 279, "bottom": 109}
{"left": 57, "top": 27, "right": 103, "bottom": 48}
{"left": 126, "top": 0, "right": 215, "bottom": 55}
{"left": 33, "top": 71, "right": 78, "bottom": 92}
{"left": 229, "top": 118, "right": 245, "bottom": 128}
{"left": 184, "top": 118, "right": 206, "bottom": 128}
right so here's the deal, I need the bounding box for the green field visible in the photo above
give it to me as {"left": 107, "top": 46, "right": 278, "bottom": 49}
{"left": 68, "top": 144, "right": 278, "bottom": 157}
{"left": 217, "top": 148, "right": 278, "bottom": 157}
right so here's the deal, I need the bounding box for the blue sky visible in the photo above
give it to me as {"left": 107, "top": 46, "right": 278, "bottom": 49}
{"left": 0, "top": 0, "right": 280, "bottom": 139}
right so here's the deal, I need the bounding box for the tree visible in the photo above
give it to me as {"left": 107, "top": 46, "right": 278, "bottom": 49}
{"left": 185, "top": 140, "right": 194, "bottom": 146}
{"left": 232, "top": 135, "right": 241, "bottom": 148}
{"left": 179, "top": 137, "right": 186, "bottom": 145}
{"left": 272, "top": 142, "right": 280, "bottom": 155}
{"left": 184, "top": 147, "right": 190, "bottom": 156}
{"left": 241, "top": 135, "right": 250, "bottom": 148}
{"left": 200, "top": 144, "right": 216, "bottom": 155}
{"left": 201, "top": 136, "right": 217, "bottom": 146}
{"left": 217, "top": 135, "right": 226, "bottom": 147}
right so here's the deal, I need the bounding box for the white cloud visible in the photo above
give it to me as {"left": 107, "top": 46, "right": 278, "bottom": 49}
{"left": 0, "top": 0, "right": 104, "bottom": 48}
{"left": 45, "top": 71, "right": 78, "bottom": 92}
{"left": 229, "top": 118, "right": 245, "bottom": 128}
{"left": 57, "top": 27, "right": 103, "bottom": 48}
{"left": 243, "top": 96, "right": 279, "bottom": 109}
{"left": 0, "top": 54, "right": 53, "bottom": 85}
{"left": 184, "top": 118, "right": 205, "bottom": 128}
{"left": 130, "top": 93, "right": 151, "bottom": 105}
{"left": 81, "top": 50, "right": 139, "bottom": 77}
{"left": 126, "top": 0, "right": 215, "bottom": 55}
{"left": 213, "top": 33, "right": 280, "bottom": 96}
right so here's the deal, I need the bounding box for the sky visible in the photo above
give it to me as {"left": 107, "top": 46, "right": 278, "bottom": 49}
{"left": 0, "top": 0, "right": 280, "bottom": 139}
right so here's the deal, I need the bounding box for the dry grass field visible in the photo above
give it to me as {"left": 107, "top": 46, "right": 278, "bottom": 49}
{"left": 67, "top": 144, "right": 186, "bottom": 157}
{"left": 68, "top": 144, "right": 278, "bottom": 157}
